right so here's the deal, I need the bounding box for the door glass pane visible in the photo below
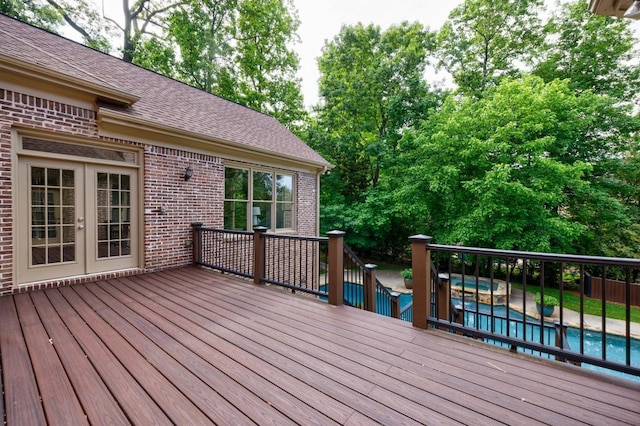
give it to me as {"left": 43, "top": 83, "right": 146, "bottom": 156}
{"left": 32, "top": 167, "right": 45, "bottom": 185}
{"left": 97, "top": 172, "right": 132, "bottom": 259}
{"left": 62, "top": 188, "right": 74, "bottom": 205}
{"left": 30, "top": 167, "right": 75, "bottom": 266}
{"left": 97, "top": 173, "right": 108, "bottom": 189}
{"left": 47, "top": 169, "right": 60, "bottom": 186}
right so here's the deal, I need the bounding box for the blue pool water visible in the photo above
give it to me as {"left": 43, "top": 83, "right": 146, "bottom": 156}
{"left": 320, "top": 282, "right": 412, "bottom": 314}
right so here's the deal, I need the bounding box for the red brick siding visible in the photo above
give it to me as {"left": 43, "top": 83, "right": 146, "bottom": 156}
{"left": 143, "top": 146, "right": 224, "bottom": 271}
{"left": 0, "top": 120, "right": 12, "bottom": 293}
{"left": 297, "top": 171, "right": 318, "bottom": 236}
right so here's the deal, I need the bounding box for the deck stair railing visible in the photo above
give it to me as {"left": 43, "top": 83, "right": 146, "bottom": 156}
{"left": 409, "top": 234, "right": 640, "bottom": 379}
{"left": 342, "top": 243, "right": 405, "bottom": 319}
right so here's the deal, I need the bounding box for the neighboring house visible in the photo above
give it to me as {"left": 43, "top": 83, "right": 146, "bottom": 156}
{"left": 0, "top": 14, "right": 331, "bottom": 295}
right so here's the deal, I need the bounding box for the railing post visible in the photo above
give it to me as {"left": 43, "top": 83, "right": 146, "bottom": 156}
{"left": 191, "top": 222, "right": 203, "bottom": 265}
{"left": 391, "top": 294, "right": 400, "bottom": 319}
{"left": 554, "top": 320, "right": 581, "bottom": 366}
{"left": 327, "top": 230, "right": 345, "bottom": 306}
{"left": 253, "top": 227, "right": 268, "bottom": 285}
{"left": 364, "top": 263, "right": 377, "bottom": 312}
{"left": 410, "top": 234, "right": 433, "bottom": 329}
{"left": 437, "top": 273, "right": 450, "bottom": 328}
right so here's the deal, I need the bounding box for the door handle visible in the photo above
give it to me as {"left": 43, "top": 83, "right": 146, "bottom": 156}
{"left": 78, "top": 225, "right": 84, "bottom": 230}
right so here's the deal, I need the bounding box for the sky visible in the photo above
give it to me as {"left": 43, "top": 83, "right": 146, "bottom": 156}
{"left": 293, "top": 1, "right": 463, "bottom": 106}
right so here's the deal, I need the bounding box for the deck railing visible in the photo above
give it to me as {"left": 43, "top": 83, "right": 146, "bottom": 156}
{"left": 192, "top": 225, "right": 638, "bottom": 377}
{"left": 191, "top": 223, "right": 254, "bottom": 278}
{"left": 409, "top": 235, "right": 640, "bottom": 378}
{"left": 191, "top": 224, "right": 402, "bottom": 316}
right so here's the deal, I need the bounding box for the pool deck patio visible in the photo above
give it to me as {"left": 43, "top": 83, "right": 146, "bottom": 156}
{"left": 1, "top": 266, "right": 639, "bottom": 425}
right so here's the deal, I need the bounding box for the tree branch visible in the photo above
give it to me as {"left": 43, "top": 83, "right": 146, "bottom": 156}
{"left": 45, "top": 0, "right": 96, "bottom": 44}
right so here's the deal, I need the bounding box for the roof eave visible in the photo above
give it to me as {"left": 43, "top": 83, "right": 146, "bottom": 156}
{"left": 589, "top": 0, "right": 638, "bottom": 18}
{"left": 97, "top": 108, "right": 333, "bottom": 173}
{"left": 0, "top": 53, "right": 140, "bottom": 107}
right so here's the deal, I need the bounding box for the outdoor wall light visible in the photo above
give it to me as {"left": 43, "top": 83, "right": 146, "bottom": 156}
{"left": 624, "top": 1, "right": 640, "bottom": 18}
{"left": 183, "top": 166, "right": 194, "bottom": 181}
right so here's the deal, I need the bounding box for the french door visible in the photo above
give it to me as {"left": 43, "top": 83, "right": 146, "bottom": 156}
{"left": 17, "top": 158, "right": 138, "bottom": 284}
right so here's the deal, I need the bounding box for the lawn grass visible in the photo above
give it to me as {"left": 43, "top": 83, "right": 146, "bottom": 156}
{"left": 512, "top": 283, "right": 640, "bottom": 323}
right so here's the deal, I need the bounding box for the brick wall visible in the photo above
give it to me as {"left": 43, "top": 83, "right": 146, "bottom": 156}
{"left": 0, "top": 120, "right": 12, "bottom": 293}
{"left": 0, "top": 88, "right": 320, "bottom": 294}
{"left": 297, "top": 171, "right": 318, "bottom": 236}
{"left": 143, "top": 145, "right": 224, "bottom": 271}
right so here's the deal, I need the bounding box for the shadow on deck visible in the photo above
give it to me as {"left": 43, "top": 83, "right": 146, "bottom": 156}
{"left": 1, "top": 266, "right": 639, "bottom": 425}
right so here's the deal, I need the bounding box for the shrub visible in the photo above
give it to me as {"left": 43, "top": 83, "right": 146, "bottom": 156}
{"left": 401, "top": 268, "right": 413, "bottom": 280}
{"left": 533, "top": 293, "right": 559, "bottom": 307}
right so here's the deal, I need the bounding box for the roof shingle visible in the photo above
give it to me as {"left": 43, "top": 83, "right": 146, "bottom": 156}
{"left": 0, "top": 14, "right": 330, "bottom": 168}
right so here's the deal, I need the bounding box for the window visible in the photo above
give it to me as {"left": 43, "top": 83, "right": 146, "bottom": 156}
{"left": 224, "top": 166, "right": 295, "bottom": 231}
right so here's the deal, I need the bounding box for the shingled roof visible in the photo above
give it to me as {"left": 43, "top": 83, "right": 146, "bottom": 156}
{"left": 0, "top": 14, "right": 330, "bottom": 169}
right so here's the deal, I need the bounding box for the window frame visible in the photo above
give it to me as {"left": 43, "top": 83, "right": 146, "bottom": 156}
{"left": 223, "top": 165, "right": 296, "bottom": 232}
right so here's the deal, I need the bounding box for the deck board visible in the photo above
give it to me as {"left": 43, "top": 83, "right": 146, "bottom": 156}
{"left": 44, "top": 288, "right": 173, "bottom": 425}
{"left": 0, "top": 296, "right": 47, "bottom": 426}
{"left": 1, "top": 266, "right": 639, "bottom": 425}
{"left": 28, "top": 291, "right": 131, "bottom": 425}
{"left": 13, "top": 294, "right": 88, "bottom": 425}
{"left": 161, "top": 270, "right": 528, "bottom": 425}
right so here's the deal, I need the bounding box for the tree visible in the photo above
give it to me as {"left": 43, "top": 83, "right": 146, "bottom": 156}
{"left": 1, "top": 0, "right": 61, "bottom": 31}
{"left": 163, "top": 0, "right": 305, "bottom": 127}
{"left": 312, "top": 22, "right": 436, "bottom": 200}
{"left": 307, "top": 22, "right": 438, "bottom": 257}
{"left": 1, "top": 0, "right": 111, "bottom": 51}
{"left": 8, "top": 0, "right": 305, "bottom": 127}
{"left": 437, "top": 0, "right": 544, "bottom": 97}
{"left": 400, "top": 76, "right": 639, "bottom": 255}
{"left": 534, "top": 0, "right": 640, "bottom": 101}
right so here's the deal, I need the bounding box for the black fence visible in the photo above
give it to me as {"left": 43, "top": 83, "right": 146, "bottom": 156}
{"left": 418, "top": 241, "right": 640, "bottom": 378}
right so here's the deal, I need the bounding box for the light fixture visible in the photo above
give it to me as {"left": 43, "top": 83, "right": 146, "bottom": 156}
{"left": 183, "top": 166, "right": 193, "bottom": 181}
{"left": 624, "top": 0, "right": 640, "bottom": 19}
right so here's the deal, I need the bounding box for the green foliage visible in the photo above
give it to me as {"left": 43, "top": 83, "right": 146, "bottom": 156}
{"left": 2, "top": 0, "right": 112, "bottom": 52}
{"left": 309, "top": 22, "right": 440, "bottom": 256}
{"left": 313, "top": 22, "right": 436, "bottom": 199}
{"left": 400, "top": 268, "right": 413, "bottom": 280}
{"left": 8, "top": 0, "right": 640, "bottom": 262}
{"left": 160, "top": 0, "right": 305, "bottom": 127}
{"left": 401, "top": 75, "right": 640, "bottom": 255}
{"left": 534, "top": 0, "right": 640, "bottom": 100}
{"left": 1, "top": 0, "right": 62, "bottom": 31}
{"left": 533, "top": 292, "right": 559, "bottom": 307}
{"left": 437, "top": 0, "right": 544, "bottom": 97}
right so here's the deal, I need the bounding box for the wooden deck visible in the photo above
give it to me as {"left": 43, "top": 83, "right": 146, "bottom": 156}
{"left": 1, "top": 267, "right": 639, "bottom": 425}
